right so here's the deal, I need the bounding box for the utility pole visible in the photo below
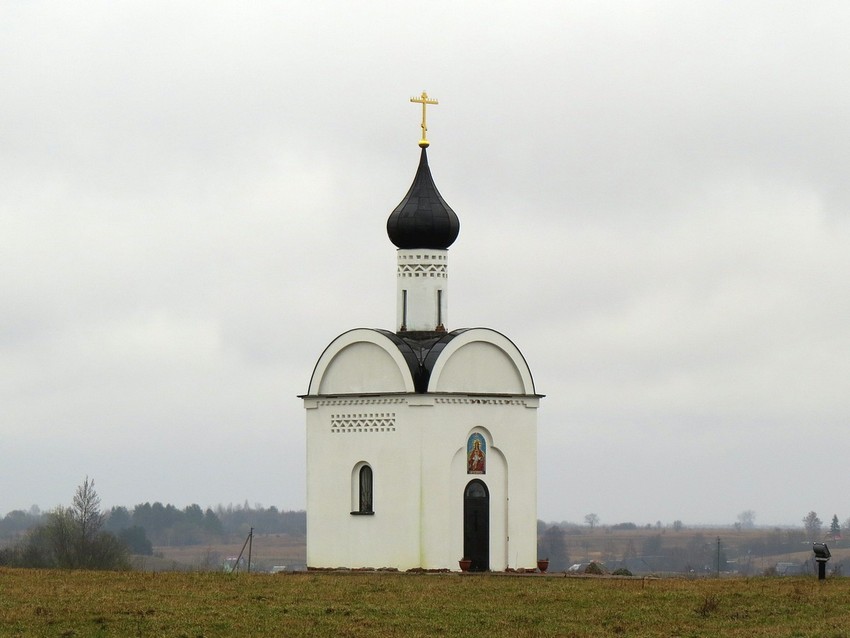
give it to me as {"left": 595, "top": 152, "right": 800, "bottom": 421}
{"left": 232, "top": 527, "right": 254, "bottom": 574}
{"left": 716, "top": 537, "right": 721, "bottom": 578}
{"left": 247, "top": 527, "right": 253, "bottom": 573}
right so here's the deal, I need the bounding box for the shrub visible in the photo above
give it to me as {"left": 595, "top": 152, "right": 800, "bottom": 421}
{"left": 5, "top": 478, "right": 130, "bottom": 570}
{"left": 695, "top": 594, "right": 720, "bottom": 617}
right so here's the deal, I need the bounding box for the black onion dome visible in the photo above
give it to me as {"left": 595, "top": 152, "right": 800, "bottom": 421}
{"left": 387, "top": 147, "right": 460, "bottom": 249}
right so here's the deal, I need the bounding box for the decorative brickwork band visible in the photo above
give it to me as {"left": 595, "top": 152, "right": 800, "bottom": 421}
{"left": 331, "top": 413, "right": 397, "bottom": 433}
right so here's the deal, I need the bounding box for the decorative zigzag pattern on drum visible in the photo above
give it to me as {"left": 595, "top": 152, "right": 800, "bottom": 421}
{"left": 397, "top": 262, "right": 447, "bottom": 278}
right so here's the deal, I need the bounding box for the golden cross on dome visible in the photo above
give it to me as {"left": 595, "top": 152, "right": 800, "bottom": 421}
{"left": 410, "top": 91, "right": 438, "bottom": 148}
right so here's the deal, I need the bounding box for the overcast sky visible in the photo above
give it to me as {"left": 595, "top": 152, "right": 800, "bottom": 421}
{"left": 2, "top": 2, "right": 848, "bottom": 528}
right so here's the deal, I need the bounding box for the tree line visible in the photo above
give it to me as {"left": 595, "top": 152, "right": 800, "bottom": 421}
{"left": 0, "top": 479, "right": 306, "bottom": 570}
{"left": 105, "top": 500, "right": 306, "bottom": 548}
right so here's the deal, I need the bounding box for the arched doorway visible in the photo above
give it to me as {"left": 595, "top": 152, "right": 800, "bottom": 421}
{"left": 463, "top": 479, "right": 489, "bottom": 571}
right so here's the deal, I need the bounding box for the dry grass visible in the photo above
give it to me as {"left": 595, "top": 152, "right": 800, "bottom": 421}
{"left": 2, "top": 568, "right": 850, "bottom": 637}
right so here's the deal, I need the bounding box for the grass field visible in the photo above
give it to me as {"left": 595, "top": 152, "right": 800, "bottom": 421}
{"left": 1, "top": 568, "right": 849, "bottom": 637}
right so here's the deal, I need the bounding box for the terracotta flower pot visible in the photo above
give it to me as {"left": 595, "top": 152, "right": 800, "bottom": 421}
{"left": 537, "top": 559, "right": 549, "bottom": 573}
{"left": 459, "top": 558, "right": 472, "bottom": 572}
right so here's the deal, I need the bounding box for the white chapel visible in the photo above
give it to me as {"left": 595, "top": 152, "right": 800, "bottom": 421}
{"left": 302, "top": 94, "right": 542, "bottom": 571}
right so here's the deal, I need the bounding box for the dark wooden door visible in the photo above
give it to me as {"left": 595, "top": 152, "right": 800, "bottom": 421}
{"left": 463, "top": 480, "right": 489, "bottom": 571}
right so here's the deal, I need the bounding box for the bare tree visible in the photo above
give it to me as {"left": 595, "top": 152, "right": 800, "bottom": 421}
{"left": 737, "top": 510, "right": 756, "bottom": 529}
{"left": 584, "top": 513, "right": 599, "bottom": 530}
{"left": 42, "top": 477, "right": 125, "bottom": 569}
{"left": 803, "top": 511, "right": 822, "bottom": 541}
{"left": 44, "top": 508, "right": 77, "bottom": 568}
{"left": 72, "top": 476, "right": 104, "bottom": 565}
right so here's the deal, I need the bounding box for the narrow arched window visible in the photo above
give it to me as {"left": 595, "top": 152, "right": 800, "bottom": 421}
{"left": 355, "top": 465, "right": 373, "bottom": 514}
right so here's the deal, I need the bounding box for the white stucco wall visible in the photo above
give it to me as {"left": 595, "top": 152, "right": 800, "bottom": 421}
{"left": 305, "top": 397, "right": 422, "bottom": 568}
{"left": 304, "top": 327, "right": 540, "bottom": 571}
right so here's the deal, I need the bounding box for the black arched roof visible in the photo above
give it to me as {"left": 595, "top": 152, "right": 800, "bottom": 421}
{"left": 388, "top": 329, "right": 466, "bottom": 393}
{"left": 386, "top": 147, "right": 459, "bottom": 249}
{"left": 372, "top": 329, "right": 430, "bottom": 392}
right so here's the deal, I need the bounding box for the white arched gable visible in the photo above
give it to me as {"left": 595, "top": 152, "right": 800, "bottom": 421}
{"left": 427, "top": 328, "right": 535, "bottom": 395}
{"left": 308, "top": 329, "right": 416, "bottom": 395}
